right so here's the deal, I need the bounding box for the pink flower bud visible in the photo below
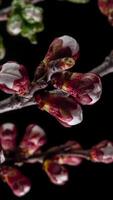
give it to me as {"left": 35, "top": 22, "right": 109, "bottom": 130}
{"left": 52, "top": 72, "right": 102, "bottom": 105}
{"left": 98, "top": 0, "right": 113, "bottom": 26}
{"left": 0, "top": 123, "right": 17, "bottom": 152}
{"left": 44, "top": 35, "right": 80, "bottom": 63}
{"left": 98, "top": 0, "right": 110, "bottom": 16}
{"left": 0, "top": 62, "right": 30, "bottom": 95}
{"left": 43, "top": 160, "right": 68, "bottom": 185}
{"left": 0, "top": 166, "right": 31, "bottom": 197}
{"left": 35, "top": 92, "right": 83, "bottom": 127}
{"left": 90, "top": 140, "right": 113, "bottom": 164}
{"left": 19, "top": 124, "right": 46, "bottom": 157}
{"left": 53, "top": 141, "right": 82, "bottom": 166}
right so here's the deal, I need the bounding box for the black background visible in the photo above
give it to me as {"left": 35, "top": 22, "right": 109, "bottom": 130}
{"left": 0, "top": 0, "right": 113, "bottom": 199}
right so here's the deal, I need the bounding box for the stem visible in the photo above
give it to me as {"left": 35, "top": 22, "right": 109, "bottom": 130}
{"left": 0, "top": 81, "right": 47, "bottom": 114}
{"left": 0, "top": 95, "right": 36, "bottom": 114}
{"left": 19, "top": 144, "right": 90, "bottom": 164}
{"left": 1, "top": 145, "right": 90, "bottom": 166}
{"left": 90, "top": 50, "right": 113, "bottom": 77}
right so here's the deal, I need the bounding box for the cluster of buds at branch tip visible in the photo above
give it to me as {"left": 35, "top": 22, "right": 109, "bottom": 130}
{"left": 0, "top": 123, "right": 113, "bottom": 196}
{"left": 0, "top": 123, "right": 47, "bottom": 196}
{"left": 0, "top": 35, "right": 113, "bottom": 126}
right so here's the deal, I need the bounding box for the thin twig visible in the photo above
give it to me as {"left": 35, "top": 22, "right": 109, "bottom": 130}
{"left": 90, "top": 50, "right": 113, "bottom": 77}
{"left": 1, "top": 145, "right": 90, "bottom": 166}
{"left": 0, "top": 95, "right": 36, "bottom": 114}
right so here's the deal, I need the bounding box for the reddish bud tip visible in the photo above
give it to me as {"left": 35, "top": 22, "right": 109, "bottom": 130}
{"left": 35, "top": 92, "right": 83, "bottom": 127}
{"left": 90, "top": 140, "right": 113, "bottom": 164}
{"left": 19, "top": 124, "right": 46, "bottom": 157}
{"left": 0, "top": 166, "right": 31, "bottom": 197}
{"left": 44, "top": 35, "right": 80, "bottom": 63}
{"left": 0, "top": 123, "right": 17, "bottom": 151}
{"left": 43, "top": 160, "right": 68, "bottom": 185}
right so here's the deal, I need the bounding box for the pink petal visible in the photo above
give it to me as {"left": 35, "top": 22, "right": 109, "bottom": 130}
{"left": 0, "top": 123, "right": 17, "bottom": 152}
{"left": 0, "top": 62, "right": 30, "bottom": 95}
{"left": 43, "top": 160, "right": 68, "bottom": 185}
{"left": 19, "top": 124, "right": 46, "bottom": 157}
{"left": 44, "top": 35, "right": 80, "bottom": 62}
{"left": 52, "top": 72, "right": 102, "bottom": 105}
{"left": 90, "top": 140, "right": 113, "bottom": 164}
{"left": 0, "top": 166, "right": 31, "bottom": 197}
{"left": 35, "top": 92, "right": 83, "bottom": 127}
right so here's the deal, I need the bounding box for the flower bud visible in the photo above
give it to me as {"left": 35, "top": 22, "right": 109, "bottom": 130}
{"left": 90, "top": 140, "right": 113, "bottom": 164}
{"left": 22, "top": 5, "right": 43, "bottom": 24}
{"left": 98, "top": 0, "right": 113, "bottom": 15}
{"left": 44, "top": 35, "right": 80, "bottom": 63}
{"left": 0, "top": 123, "right": 17, "bottom": 152}
{"left": 52, "top": 72, "right": 102, "bottom": 105}
{"left": 0, "top": 166, "right": 31, "bottom": 197}
{"left": 35, "top": 92, "right": 83, "bottom": 127}
{"left": 19, "top": 124, "right": 46, "bottom": 157}
{"left": 0, "top": 62, "right": 30, "bottom": 95}
{"left": 98, "top": 0, "right": 113, "bottom": 26}
{"left": 43, "top": 160, "right": 68, "bottom": 185}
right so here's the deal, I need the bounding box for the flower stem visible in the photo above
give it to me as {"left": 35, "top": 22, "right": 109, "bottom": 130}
{"left": 90, "top": 50, "right": 113, "bottom": 77}
{"left": 1, "top": 145, "right": 91, "bottom": 166}
{"left": 0, "top": 95, "right": 36, "bottom": 114}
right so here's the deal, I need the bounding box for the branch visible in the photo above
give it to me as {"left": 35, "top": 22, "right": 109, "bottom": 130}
{"left": 90, "top": 50, "right": 113, "bottom": 77}
{"left": 1, "top": 139, "right": 112, "bottom": 166}
{"left": 0, "top": 95, "right": 36, "bottom": 114}
{"left": 0, "top": 51, "right": 113, "bottom": 114}
{"left": 1, "top": 144, "right": 91, "bottom": 166}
